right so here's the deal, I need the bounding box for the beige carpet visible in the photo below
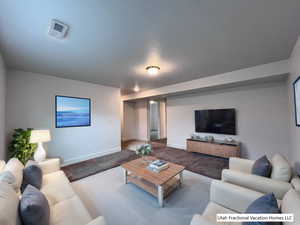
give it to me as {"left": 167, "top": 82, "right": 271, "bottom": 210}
{"left": 72, "top": 166, "right": 212, "bottom": 225}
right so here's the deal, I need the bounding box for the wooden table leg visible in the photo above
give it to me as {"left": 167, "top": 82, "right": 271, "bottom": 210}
{"left": 158, "top": 185, "right": 164, "bottom": 207}
{"left": 124, "top": 169, "right": 128, "bottom": 184}
{"left": 179, "top": 172, "right": 183, "bottom": 187}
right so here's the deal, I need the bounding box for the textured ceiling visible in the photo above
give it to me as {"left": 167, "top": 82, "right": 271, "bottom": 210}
{"left": 1, "top": 0, "right": 300, "bottom": 95}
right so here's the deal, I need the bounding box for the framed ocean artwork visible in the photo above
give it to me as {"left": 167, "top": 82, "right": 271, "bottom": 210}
{"left": 55, "top": 95, "right": 91, "bottom": 128}
{"left": 294, "top": 77, "right": 300, "bottom": 127}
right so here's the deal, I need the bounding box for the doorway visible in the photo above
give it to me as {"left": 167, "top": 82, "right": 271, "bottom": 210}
{"left": 148, "top": 99, "right": 167, "bottom": 145}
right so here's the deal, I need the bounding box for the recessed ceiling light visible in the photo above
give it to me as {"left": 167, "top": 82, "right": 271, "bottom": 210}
{"left": 133, "top": 85, "right": 140, "bottom": 92}
{"left": 149, "top": 100, "right": 156, "bottom": 104}
{"left": 146, "top": 66, "right": 160, "bottom": 76}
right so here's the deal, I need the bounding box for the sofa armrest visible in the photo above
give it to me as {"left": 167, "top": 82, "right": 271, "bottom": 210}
{"left": 210, "top": 180, "right": 263, "bottom": 213}
{"left": 190, "top": 214, "right": 217, "bottom": 225}
{"left": 222, "top": 169, "right": 292, "bottom": 199}
{"left": 229, "top": 157, "right": 254, "bottom": 174}
{"left": 86, "top": 217, "right": 107, "bottom": 225}
{"left": 38, "top": 158, "right": 60, "bottom": 175}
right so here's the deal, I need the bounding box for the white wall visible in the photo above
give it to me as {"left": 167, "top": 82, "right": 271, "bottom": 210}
{"left": 0, "top": 54, "right": 6, "bottom": 160}
{"left": 288, "top": 36, "right": 300, "bottom": 166}
{"left": 135, "top": 100, "right": 148, "bottom": 141}
{"left": 123, "top": 102, "right": 137, "bottom": 141}
{"left": 167, "top": 80, "right": 290, "bottom": 160}
{"left": 159, "top": 100, "right": 167, "bottom": 139}
{"left": 6, "top": 70, "right": 121, "bottom": 165}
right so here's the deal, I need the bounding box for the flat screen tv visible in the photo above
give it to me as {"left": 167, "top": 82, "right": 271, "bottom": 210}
{"left": 195, "top": 108, "right": 236, "bottom": 135}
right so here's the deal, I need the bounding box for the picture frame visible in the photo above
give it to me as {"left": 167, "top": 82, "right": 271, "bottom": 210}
{"left": 55, "top": 95, "right": 91, "bottom": 128}
{"left": 293, "top": 76, "right": 300, "bottom": 127}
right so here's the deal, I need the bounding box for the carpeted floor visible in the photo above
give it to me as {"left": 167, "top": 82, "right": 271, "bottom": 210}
{"left": 62, "top": 145, "right": 228, "bottom": 182}
{"left": 152, "top": 147, "right": 228, "bottom": 179}
{"left": 62, "top": 150, "right": 138, "bottom": 182}
{"left": 72, "top": 167, "right": 212, "bottom": 225}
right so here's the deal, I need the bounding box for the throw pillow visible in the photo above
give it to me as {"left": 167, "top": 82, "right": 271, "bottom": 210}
{"left": 251, "top": 155, "right": 272, "bottom": 177}
{"left": 242, "top": 193, "right": 281, "bottom": 225}
{"left": 21, "top": 164, "right": 43, "bottom": 193}
{"left": 4, "top": 158, "right": 24, "bottom": 191}
{"left": 0, "top": 181, "right": 21, "bottom": 225}
{"left": 0, "top": 170, "right": 18, "bottom": 191}
{"left": 271, "top": 154, "right": 292, "bottom": 182}
{"left": 0, "top": 160, "right": 5, "bottom": 172}
{"left": 19, "top": 185, "right": 50, "bottom": 225}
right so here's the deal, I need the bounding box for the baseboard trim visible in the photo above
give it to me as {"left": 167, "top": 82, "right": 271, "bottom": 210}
{"left": 167, "top": 143, "right": 186, "bottom": 150}
{"left": 61, "top": 146, "right": 121, "bottom": 167}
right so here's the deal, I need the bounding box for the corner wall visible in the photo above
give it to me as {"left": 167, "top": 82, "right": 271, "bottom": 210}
{"left": 167, "top": 80, "right": 290, "bottom": 160}
{"left": 288, "top": 37, "right": 300, "bottom": 166}
{"left": 123, "top": 102, "right": 137, "bottom": 141}
{"left": 122, "top": 99, "right": 148, "bottom": 142}
{"left": 6, "top": 70, "right": 121, "bottom": 165}
{"left": 0, "top": 54, "right": 6, "bottom": 160}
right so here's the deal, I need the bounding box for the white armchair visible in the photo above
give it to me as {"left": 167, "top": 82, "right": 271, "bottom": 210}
{"left": 190, "top": 180, "right": 300, "bottom": 225}
{"left": 222, "top": 154, "right": 292, "bottom": 199}
{"left": 191, "top": 180, "right": 264, "bottom": 225}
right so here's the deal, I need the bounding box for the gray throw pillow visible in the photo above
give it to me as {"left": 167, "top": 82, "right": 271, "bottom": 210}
{"left": 21, "top": 164, "right": 43, "bottom": 193}
{"left": 251, "top": 155, "right": 272, "bottom": 177}
{"left": 242, "top": 193, "right": 281, "bottom": 225}
{"left": 19, "top": 185, "right": 50, "bottom": 225}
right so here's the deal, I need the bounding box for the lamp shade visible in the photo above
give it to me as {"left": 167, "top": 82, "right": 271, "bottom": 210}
{"left": 30, "top": 130, "right": 51, "bottom": 143}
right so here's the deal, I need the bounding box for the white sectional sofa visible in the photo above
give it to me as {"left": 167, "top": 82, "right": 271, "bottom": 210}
{"left": 190, "top": 180, "right": 300, "bottom": 225}
{"left": 222, "top": 154, "right": 292, "bottom": 199}
{"left": 0, "top": 158, "right": 106, "bottom": 225}
{"left": 39, "top": 159, "right": 107, "bottom": 225}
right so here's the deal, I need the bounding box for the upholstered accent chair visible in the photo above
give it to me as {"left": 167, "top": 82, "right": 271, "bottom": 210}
{"left": 222, "top": 154, "right": 293, "bottom": 199}
{"left": 190, "top": 180, "right": 300, "bottom": 225}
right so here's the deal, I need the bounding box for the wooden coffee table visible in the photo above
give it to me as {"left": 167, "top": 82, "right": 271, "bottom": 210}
{"left": 121, "top": 156, "right": 185, "bottom": 207}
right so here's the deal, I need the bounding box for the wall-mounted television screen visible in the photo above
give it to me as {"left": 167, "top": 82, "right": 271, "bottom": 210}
{"left": 195, "top": 108, "right": 236, "bottom": 135}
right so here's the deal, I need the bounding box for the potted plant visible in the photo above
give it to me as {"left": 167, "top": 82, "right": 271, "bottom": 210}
{"left": 8, "top": 128, "right": 37, "bottom": 164}
{"left": 136, "top": 144, "right": 153, "bottom": 163}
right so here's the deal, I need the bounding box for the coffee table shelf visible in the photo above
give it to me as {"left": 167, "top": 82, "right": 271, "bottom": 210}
{"left": 122, "top": 157, "right": 185, "bottom": 207}
{"left": 127, "top": 174, "right": 180, "bottom": 198}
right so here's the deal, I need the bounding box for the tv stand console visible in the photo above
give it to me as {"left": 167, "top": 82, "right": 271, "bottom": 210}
{"left": 186, "top": 138, "right": 240, "bottom": 158}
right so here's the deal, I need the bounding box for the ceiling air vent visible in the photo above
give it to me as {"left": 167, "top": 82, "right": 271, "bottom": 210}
{"left": 48, "top": 19, "right": 69, "bottom": 39}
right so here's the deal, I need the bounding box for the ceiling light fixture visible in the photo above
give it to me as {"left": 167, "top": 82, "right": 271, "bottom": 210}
{"left": 133, "top": 85, "right": 140, "bottom": 92}
{"left": 146, "top": 66, "right": 160, "bottom": 76}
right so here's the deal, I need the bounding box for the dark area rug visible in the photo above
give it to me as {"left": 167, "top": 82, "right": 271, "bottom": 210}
{"left": 62, "top": 146, "right": 228, "bottom": 182}
{"left": 152, "top": 147, "right": 229, "bottom": 180}
{"left": 62, "top": 150, "right": 138, "bottom": 182}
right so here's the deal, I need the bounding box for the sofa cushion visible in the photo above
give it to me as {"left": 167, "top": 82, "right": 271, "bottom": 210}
{"left": 281, "top": 189, "right": 300, "bottom": 225}
{"left": 21, "top": 164, "right": 43, "bottom": 193}
{"left": 0, "top": 170, "right": 18, "bottom": 191}
{"left": 50, "top": 196, "right": 92, "bottom": 225}
{"left": 271, "top": 154, "right": 291, "bottom": 182}
{"left": 20, "top": 185, "right": 50, "bottom": 225}
{"left": 41, "top": 170, "right": 76, "bottom": 206}
{"left": 0, "top": 181, "right": 21, "bottom": 225}
{"left": 242, "top": 193, "right": 281, "bottom": 225}
{"left": 251, "top": 155, "right": 272, "bottom": 178}
{"left": 4, "top": 158, "right": 24, "bottom": 191}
